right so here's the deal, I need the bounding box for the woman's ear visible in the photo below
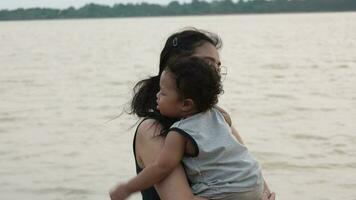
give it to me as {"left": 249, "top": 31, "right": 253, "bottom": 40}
{"left": 181, "top": 98, "right": 195, "bottom": 112}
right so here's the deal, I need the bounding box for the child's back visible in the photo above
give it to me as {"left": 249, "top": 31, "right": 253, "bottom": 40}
{"left": 169, "top": 107, "right": 263, "bottom": 200}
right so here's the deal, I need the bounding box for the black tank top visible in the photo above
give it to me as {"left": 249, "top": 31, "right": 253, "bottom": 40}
{"left": 133, "top": 118, "right": 161, "bottom": 200}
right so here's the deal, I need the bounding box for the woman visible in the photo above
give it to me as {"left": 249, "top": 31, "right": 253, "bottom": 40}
{"left": 111, "top": 28, "right": 275, "bottom": 200}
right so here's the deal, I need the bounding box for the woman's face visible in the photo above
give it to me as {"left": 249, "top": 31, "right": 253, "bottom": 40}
{"left": 192, "top": 42, "right": 221, "bottom": 70}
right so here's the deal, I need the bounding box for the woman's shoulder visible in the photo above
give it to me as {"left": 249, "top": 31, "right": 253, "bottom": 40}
{"left": 135, "top": 118, "right": 165, "bottom": 167}
{"left": 137, "top": 118, "right": 163, "bottom": 138}
{"left": 136, "top": 118, "right": 165, "bottom": 151}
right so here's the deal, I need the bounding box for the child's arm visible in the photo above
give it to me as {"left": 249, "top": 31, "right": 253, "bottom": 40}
{"left": 110, "top": 131, "right": 187, "bottom": 200}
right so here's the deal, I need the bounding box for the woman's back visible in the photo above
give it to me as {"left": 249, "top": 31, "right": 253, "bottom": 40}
{"left": 133, "top": 118, "right": 161, "bottom": 200}
{"left": 133, "top": 118, "right": 199, "bottom": 200}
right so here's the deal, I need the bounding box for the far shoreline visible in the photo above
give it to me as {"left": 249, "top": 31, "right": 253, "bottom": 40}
{"left": 0, "top": 10, "right": 355, "bottom": 23}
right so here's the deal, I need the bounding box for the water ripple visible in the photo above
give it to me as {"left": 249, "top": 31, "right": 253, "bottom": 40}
{"left": 265, "top": 93, "right": 297, "bottom": 100}
{"left": 264, "top": 161, "right": 356, "bottom": 170}
{"left": 291, "top": 134, "right": 328, "bottom": 141}
{"left": 262, "top": 64, "right": 290, "bottom": 70}
{"left": 17, "top": 187, "right": 94, "bottom": 195}
{"left": 0, "top": 116, "right": 26, "bottom": 122}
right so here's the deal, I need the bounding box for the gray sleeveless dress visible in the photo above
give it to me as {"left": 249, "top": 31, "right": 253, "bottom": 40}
{"left": 169, "top": 107, "right": 263, "bottom": 200}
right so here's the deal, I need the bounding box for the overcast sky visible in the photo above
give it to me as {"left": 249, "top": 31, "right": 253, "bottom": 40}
{"left": 0, "top": 0, "right": 198, "bottom": 10}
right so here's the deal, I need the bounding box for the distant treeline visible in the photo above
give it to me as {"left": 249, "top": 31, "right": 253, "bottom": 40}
{"left": 1, "top": 0, "right": 356, "bottom": 21}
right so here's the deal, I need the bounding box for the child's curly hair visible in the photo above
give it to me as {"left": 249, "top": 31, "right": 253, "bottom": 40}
{"left": 166, "top": 57, "right": 223, "bottom": 112}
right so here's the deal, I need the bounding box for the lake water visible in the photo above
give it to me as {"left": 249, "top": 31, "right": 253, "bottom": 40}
{"left": 0, "top": 12, "right": 355, "bottom": 200}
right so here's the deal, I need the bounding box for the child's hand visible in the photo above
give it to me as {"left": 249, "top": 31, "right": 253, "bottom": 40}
{"left": 110, "top": 184, "right": 131, "bottom": 200}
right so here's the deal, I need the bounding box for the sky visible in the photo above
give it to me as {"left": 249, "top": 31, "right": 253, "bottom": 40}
{"left": 0, "top": 0, "right": 198, "bottom": 10}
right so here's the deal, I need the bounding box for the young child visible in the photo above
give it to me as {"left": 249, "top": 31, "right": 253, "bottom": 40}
{"left": 111, "top": 57, "right": 264, "bottom": 200}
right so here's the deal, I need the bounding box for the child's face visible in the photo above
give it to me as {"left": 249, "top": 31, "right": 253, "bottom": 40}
{"left": 156, "top": 70, "right": 183, "bottom": 118}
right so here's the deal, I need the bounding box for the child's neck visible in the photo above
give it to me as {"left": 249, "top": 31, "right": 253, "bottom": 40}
{"left": 179, "top": 109, "right": 199, "bottom": 119}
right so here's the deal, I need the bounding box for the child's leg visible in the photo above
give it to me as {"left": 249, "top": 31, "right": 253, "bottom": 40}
{"left": 222, "top": 184, "right": 264, "bottom": 200}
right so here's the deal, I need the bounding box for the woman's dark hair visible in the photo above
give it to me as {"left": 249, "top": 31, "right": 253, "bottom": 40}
{"left": 166, "top": 57, "right": 223, "bottom": 112}
{"left": 130, "top": 28, "right": 222, "bottom": 129}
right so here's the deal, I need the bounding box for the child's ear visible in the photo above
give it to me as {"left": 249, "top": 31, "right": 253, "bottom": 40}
{"left": 181, "top": 98, "right": 195, "bottom": 112}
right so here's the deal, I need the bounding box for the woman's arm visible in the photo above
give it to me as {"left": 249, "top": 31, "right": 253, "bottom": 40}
{"left": 155, "top": 165, "right": 205, "bottom": 200}
{"left": 215, "top": 106, "right": 244, "bottom": 144}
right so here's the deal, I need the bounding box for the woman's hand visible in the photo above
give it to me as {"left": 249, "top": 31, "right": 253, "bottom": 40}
{"left": 263, "top": 191, "right": 276, "bottom": 200}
